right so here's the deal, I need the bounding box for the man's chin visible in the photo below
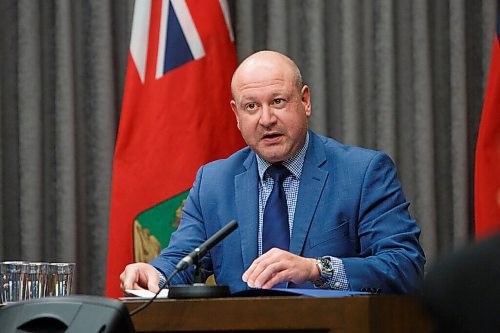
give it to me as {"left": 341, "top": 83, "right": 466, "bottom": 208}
{"left": 256, "top": 149, "right": 288, "bottom": 164}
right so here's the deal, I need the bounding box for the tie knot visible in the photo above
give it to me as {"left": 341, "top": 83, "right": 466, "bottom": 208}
{"left": 266, "top": 164, "right": 290, "bottom": 182}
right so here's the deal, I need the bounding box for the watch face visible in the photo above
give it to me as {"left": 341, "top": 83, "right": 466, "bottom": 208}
{"left": 313, "top": 257, "right": 334, "bottom": 287}
{"left": 321, "top": 258, "right": 333, "bottom": 272}
{"left": 320, "top": 258, "right": 333, "bottom": 274}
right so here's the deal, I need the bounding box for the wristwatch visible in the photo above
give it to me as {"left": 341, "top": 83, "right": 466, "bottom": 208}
{"left": 313, "top": 256, "right": 334, "bottom": 287}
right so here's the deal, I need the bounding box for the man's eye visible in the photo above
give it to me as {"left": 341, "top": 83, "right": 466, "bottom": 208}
{"left": 246, "top": 103, "right": 257, "bottom": 110}
{"left": 273, "top": 98, "right": 285, "bottom": 105}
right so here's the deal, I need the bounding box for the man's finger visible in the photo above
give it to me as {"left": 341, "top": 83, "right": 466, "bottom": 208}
{"left": 147, "top": 274, "right": 160, "bottom": 293}
{"left": 261, "top": 270, "right": 289, "bottom": 289}
{"left": 122, "top": 271, "right": 139, "bottom": 290}
{"left": 242, "top": 255, "right": 264, "bottom": 283}
{"left": 253, "top": 261, "right": 287, "bottom": 288}
{"left": 132, "top": 281, "right": 147, "bottom": 291}
{"left": 244, "top": 256, "right": 275, "bottom": 287}
{"left": 243, "top": 248, "right": 290, "bottom": 287}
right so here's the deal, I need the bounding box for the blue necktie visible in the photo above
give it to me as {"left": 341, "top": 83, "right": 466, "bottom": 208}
{"left": 262, "top": 164, "right": 291, "bottom": 254}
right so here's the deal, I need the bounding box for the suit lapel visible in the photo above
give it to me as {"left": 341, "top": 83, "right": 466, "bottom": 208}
{"left": 235, "top": 152, "right": 259, "bottom": 270}
{"left": 289, "top": 132, "right": 328, "bottom": 256}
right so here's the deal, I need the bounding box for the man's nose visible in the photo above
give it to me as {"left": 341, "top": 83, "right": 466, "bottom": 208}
{"left": 259, "top": 105, "right": 276, "bottom": 126}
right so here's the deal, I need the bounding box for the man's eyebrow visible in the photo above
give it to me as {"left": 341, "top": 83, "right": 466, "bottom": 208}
{"left": 239, "top": 96, "right": 256, "bottom": 104}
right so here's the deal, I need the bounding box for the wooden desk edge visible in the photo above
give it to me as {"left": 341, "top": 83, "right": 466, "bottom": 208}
{"left": 125, "top": 295, "right": 433, "bottom": 333}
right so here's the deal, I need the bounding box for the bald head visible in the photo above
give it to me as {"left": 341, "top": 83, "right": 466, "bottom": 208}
{"left": 231, "top": 51, "right": 303, "bottom": 98}
{"left": 229, "top": 50, "right": 311, "bottom": 163}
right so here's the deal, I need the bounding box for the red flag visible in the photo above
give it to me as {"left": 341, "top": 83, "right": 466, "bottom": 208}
{"left": 106, "top": 0, "right": 244, "bottom": 298}
{"left": 475, "top": 7, "right": 500, "bottom": 239}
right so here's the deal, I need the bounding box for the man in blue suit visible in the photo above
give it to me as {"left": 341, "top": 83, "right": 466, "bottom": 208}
{"left": 120, "top": 51, "right": 425, "bottom": 294}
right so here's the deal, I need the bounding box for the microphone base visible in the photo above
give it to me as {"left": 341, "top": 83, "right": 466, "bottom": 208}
{"left": 168, "top": 284, "right": 230, "bottom": 299}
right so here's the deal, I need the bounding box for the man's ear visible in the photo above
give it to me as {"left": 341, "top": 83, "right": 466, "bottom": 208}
{"left": 301, "top": 85, "right": 312, "bottom": 117}
{"left": 230, "top": 100, "right": 240, "bottom": 130}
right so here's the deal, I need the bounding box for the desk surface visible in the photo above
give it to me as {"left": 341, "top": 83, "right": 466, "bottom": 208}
{"left": 125, "top": 295, "right": 433, "bottom": 333}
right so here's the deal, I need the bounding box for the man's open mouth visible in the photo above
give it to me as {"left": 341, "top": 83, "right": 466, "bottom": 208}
{"left": 263, "top": 133, "right": 282, "bottom": 140}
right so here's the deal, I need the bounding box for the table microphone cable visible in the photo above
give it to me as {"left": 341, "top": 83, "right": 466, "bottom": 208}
{"left": 129, "top": 268, "right": 179, "bottom": 317}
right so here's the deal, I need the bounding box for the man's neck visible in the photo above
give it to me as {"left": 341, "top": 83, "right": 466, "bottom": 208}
{"left": 256, "top": 131, "right": 310, "bottom": 180}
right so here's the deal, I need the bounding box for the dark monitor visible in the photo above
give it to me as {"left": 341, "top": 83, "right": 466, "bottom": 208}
{"left": 0, "top": 295, "right": 135, "bottom": 333}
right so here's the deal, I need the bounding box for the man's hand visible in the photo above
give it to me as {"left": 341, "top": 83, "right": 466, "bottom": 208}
{"left": 120, "top": 262, "right": 160, "bottom": 293}
{"left": 242, "top": 248, "right": 320, "bottom": 289}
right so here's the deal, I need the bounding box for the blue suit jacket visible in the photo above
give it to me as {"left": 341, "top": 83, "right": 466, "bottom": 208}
{"left": 151, "top": 131, "right": 425, "bottom": 294}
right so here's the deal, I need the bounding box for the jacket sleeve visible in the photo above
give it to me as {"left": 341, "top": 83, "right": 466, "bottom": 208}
{"left": 149, "top": 166, "right": 214, "bottom": 285}
{"left": 341, "top": 152, "right": 425, "bottom": 294}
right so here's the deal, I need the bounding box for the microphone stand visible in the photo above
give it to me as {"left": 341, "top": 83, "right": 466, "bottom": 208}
{"left": 193, "top": 258, "right": 205, "bottom": 284}
{"left": 168, "top": 254, "right": 230, "bottom": 299}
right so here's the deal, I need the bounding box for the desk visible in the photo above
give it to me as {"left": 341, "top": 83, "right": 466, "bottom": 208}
{"left": 125, "top": 295, "right": 432, "bottom": 332}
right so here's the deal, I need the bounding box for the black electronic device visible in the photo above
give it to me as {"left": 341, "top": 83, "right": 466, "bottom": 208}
{"left": 0, "top": 295, "right": 135, "bottom": 333}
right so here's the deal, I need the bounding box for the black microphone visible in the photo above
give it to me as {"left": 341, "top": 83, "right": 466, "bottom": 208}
{"left": 129, "top": 220, "right": 238, "bottom": 316}
{"left": 176, "top": 220, "right": 238, "bottom": 271}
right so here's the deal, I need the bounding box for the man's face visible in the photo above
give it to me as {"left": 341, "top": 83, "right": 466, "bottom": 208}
{"left": 230, "top": 60, "right": 311, "bottom": 164}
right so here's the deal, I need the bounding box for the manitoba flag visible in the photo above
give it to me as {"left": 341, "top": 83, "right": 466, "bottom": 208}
{"left": 475, "top": 3, "right": 500, "bottom": 239}
{"left": 105, "top": 0, "right": 244, "bottom": 298}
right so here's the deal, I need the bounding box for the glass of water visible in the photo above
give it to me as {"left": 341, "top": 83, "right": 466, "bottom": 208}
{"left": 25, "top": 262, "right": 49, "bottom": 300}
{"left": 0, "top": 261, "right": 29, "bottom": 303}
{"left": 48, "top": 263, "right": 75, "bottom": 297}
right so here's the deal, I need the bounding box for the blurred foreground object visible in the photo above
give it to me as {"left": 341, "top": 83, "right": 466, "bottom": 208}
{"left": 424, "top": 234, "right": 500, "bottom": 332}
{"left": 0, "top": 295, "right": 134, "bottom": 333}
